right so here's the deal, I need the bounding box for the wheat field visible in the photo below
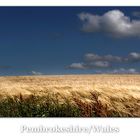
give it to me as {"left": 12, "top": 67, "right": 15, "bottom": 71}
{"left": 0, "top": 75, "right": 140, "bottom": 117}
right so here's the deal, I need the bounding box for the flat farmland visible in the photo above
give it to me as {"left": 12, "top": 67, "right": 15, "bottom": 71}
{"left": 0, "top": 75, "right": 140, "bottom": 117}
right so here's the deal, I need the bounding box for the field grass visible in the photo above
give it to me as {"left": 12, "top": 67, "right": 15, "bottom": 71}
{"left": 0, "top": 75, "right": 140, "bottom": 117}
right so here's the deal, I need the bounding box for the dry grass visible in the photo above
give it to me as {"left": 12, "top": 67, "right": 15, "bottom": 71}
{"left": 0, "top": 74, "right": 140, "bottom": 117}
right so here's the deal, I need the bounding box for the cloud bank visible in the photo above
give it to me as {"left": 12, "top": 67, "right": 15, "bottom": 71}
{"left": 67, "top": 52, "right": 140, "bottom": 72}
{"left": 85, "top": 52, "right": 140, "bottom": 63}
{"left": 96, "top": 68, "right": 139, "bottom": 74}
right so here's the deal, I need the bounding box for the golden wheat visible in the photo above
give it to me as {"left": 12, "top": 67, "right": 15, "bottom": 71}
{"left": 0, "top": 75, "right": 140, "bottom": 117}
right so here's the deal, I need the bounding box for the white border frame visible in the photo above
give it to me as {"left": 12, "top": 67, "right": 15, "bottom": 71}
{"left": 0, "top": 1, "right": 139, "bottom": 140}
{"left": 0, "top": 0, "right": 139, "bottom": 6}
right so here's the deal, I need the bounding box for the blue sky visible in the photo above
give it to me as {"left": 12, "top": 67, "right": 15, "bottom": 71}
{"left": 0, "top": 7, "right": 140, "bottom": 75}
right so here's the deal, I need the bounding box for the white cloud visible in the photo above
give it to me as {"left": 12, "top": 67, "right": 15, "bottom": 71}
{"left": 31, "top": 71, "right": 43, "bottom": 75}
{"left": 67, "top": 52, "right": 140, "bottom": 70}
{"left": 78, "top": 10, "right": 140, "bottom": 38}
{"left": 85, "top": 53, "right": 102, "bottom": 61}
{"left": 68, "top": 60, "right": 110, "bottom": 69}
{"left": 85, "top": 52, "right": 140, "bottom": 63}
{"left": 68, "top": 63, "right": 86, "bottom": 69}
{"left": 88, "top": 61, "right": 110, "bottom": 68}
{"left": 96, "top": 68, "right": 139, "bottom": 74}
{"left": 85, "top": 53, "right": 122, "bottom": 62}
{"left": 109, "top": 68, "right": 139, "bottom": 74}
{"left": 128, "top": 68, "right": 138, "bottom": 74}
{"left": 128, "top": 52, "right": 140, "bottom": 61}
